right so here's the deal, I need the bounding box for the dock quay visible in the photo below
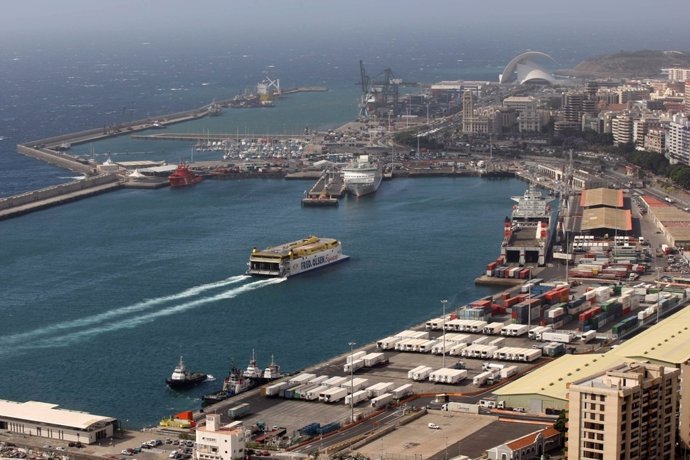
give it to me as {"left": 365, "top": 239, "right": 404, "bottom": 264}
{"left": 301, "top": 170, "right": 345, "bottom": 207}
{"left": 0, "top": 174, "right": 122, "bottom": 221}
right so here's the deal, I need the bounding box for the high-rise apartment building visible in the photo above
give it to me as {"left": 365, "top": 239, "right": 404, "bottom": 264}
{"left": 567, "top": 362, "right": 679, "bottom": 460}
{"left": 667, "top": 113, "right": 690, "bottom": 165}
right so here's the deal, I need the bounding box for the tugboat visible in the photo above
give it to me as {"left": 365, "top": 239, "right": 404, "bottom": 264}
{"left": 263, "top": 355, "right": 282, "bottom": 380}
{"left": 168, "top": 163, "right": 203, "bottom": 188}
{"left": 166, "top": 356, "right": 208, "bottom": 390}
{"left": 243, "top": 349, "right": 263, "bottom": 380}
{"left": 202, "top": 362, "right": 256, "bottom": 405}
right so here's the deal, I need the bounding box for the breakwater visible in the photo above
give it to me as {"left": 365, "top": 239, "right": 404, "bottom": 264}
{"left": 0, "top": 174, "right": 121, "bottom": 220}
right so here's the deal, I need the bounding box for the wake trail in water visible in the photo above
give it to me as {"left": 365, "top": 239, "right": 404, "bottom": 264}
{"left": 0, "top": 275, "right": 250, "bottom": 347}
{"left": 28, "top": 277, "right": 286, "bottom": 349}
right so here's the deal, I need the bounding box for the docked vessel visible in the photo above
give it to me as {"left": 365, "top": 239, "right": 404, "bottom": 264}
{"left": 243, "top": 349, "right": 263, "bottom": 380}
{"left": 342, "top": 155, "right": 382, "bottom": 197}
{"left": 501, "top": 184, "right": 555, "bottom": 266}
{"left": 201, "top": 363, "right": 255, "bottom": 405}
{"left": 263, "top": 355, "right": 281, "bottom": 380}
{"left": 247, "top": 236, "right": 349, "bottom": 277}
{"left": 165, "top": 356, "right": 208, "bottom": 390}
{"left": 168, "top": 163, "right": 203, "bottom": 188}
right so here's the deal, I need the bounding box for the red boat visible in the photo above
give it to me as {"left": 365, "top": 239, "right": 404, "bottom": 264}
{"left": 168, "top": 163, "right": 203, "bottom": 188}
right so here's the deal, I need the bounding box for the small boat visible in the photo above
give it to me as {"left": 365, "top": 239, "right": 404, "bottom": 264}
{"left": 165, "top": 356, "right": 208, "bottom": 390}
{"left": 202, "top": 362, "right": 256, "bottom": 405}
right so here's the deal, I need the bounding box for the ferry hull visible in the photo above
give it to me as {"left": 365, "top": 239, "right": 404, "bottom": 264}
{"left": 247, "top": 237, "right": 349, "bottom": 277}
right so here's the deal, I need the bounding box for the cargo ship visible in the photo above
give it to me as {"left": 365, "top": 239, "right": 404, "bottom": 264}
{"left": 166, "top": 356, "right": 209, "bottom": 390}
{"left": 247, "top": 236, "right": 349, "bottom": 277}
{"left": 168, "top": 163, "right": 203, "bottom": 188}
{"left": 500, "top": 184, "right": 555, "bottom": 266}
{"left": 343, "top": 155, "right": 382, "bottom": 197}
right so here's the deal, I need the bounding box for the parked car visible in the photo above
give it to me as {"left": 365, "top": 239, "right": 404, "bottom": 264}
{"left": 428, "top": 423, "right": 441, "bottom": 430}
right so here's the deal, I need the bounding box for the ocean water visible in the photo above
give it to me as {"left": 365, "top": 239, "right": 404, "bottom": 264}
{"left": 0, "top": 176, "right": 524, "bottom": 426}
{"left": 0, "top": 32, "right": 604, "bottom": 427}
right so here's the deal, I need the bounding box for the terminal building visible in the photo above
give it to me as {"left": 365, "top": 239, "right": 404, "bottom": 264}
{"left": 195, "top": 414, "right": 246, "bottom": 460}
{"left": 0, "top": 400, "right": 117, "bottom": 444}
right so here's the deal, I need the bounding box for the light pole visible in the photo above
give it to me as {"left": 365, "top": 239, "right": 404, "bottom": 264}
{"left": 441, "top": 300, "right": 448, "bottom": 369}
{"left": 527, "top": 268, "right": 532, "bottom": 333}
{"left": 656, "top": 267, "right": 662, "bottom": 323}
{"left": 348, "top": 341, "right": 356, "bottom": 423}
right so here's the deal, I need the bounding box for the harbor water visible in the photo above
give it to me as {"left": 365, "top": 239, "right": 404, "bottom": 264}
{"left": 0, "top": 176, "right": 525, "bottom": 427}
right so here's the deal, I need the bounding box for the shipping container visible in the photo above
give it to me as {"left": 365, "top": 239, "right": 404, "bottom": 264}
{"left": 344, "top": 390, "right": 368, "bottom": 406}
{"left": 370, "top": 393, "right": 394, "bottom": 408}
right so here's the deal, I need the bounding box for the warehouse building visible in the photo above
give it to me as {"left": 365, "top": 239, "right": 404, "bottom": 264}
{"left": 0, "top": 400, "right": 118, "bottom": 444}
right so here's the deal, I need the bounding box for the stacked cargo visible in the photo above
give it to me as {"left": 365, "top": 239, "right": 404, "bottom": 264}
{"left": 612, "top": 316, "right": 639, "bottom": 336}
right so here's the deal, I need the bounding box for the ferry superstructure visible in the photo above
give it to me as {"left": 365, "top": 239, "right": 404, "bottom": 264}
{"left": 247, "top": 236, "right": 349, "bottom": 277}
{"left": 342, "top": 155, "right": 382, "bottom": 197}
{"left": 501, "top": 185, "right": 554, "bottom": 266}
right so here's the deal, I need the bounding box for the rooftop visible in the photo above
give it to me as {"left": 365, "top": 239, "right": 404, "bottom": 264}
{"left": 580, "top": 207, "right": 632, "bottom": 232}
{"left": 0, "top": 400, "right": 116, "bottom": 430}
{"left": 580, "top": 188, "right": 624, "bottom": 208}
{"left": 506, "top": 426, "right": 560, "bottom": 451}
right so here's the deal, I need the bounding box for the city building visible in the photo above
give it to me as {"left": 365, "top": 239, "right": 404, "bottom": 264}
{"left": 644, "top": 128, "right": 666, "bottom": 154}
{"left": 612, "top": 114, "right": 634, "bottom": 146}
{"left": 667, "top": 113, "right": 690, "bottom": 165}
{"left": 666, "top": 68, "right": 690, "bottom": 82}
{"left": 0, "top": 400, "right": 117, "bottom": 445}
{"left": 487, "top": 426, "right": 562, "bottom": 460}
{"left": 195, "top": 414, "right": 247, "bottom": 460}
{"left": 567, "top": 362, "right": 679, "bottom": 460}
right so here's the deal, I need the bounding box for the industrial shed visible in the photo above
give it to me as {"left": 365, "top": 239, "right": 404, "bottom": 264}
{"left": 580, "top": 207, "right": 632, "bottom": 235}
{"left": 580, "top": 188, "right": 624, "bottom": 209}
{"left": 0, "top": 400, "right": 118, "bottom": 444}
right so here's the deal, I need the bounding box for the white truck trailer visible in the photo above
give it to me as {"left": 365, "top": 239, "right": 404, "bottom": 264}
{"left": 340, "top": 377, "right": 368, "bottom": 392}
{"left": 448, "top": 343, "right": 468, "bottom": 356}
{"left": 365, "top": 382, "right": 394, "bottom": 398}
{"left": 501, "top": 324, "right": 529, "bottom": 336}
{"left": 370, "top": 393, "right": 394, "bottom": 408}
{"left": 344, "top": 389, "right": 368, "bottom": 406}
{"left": 343, "top": 359, "right": 364, "bottom": 373}
{"left": 362, "top": 352, "right": 387, "bottom": 366}
{"left": 376, "top": 336, "right": 402, "bottom": 350}
{"left": 541, "top": 331, "right": 576, "bottom": 344}
{"left": 320, "top": 387, "right": 349, "bottom": 403}
{"left": 483, "top": 322, "right": 504, "bottom": 335}
{"left": 289, "top": 373, "right": 316, "bottom": 384}
{"left": 392, "top": 383, "right": 413, "bottom": 399}
{"left": 408, "top": 365, "right": 433, "bottom": 381}
{"left": 346, "top": 351, "right": 367, "bottom": 363}
{"left": 500, "top": 365, "right": 519, "bottom": 379}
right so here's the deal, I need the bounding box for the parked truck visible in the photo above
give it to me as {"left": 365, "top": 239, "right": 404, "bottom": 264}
{"left": 580, "top": 330, "right": 597, "bottom": 343}
{"left": 442, "top": 402, "right": 479, "bottom": 414}
{"left": 483, "top": 322, "right": 504, "bottom": 335}
{"left": 473, "top": 371, "right": 494, "bottom": 386}
{"left": 305, "top": 385, "right": 330, "bottom": 401}
{"left": 365, "top": 382, "right": 394, "bottom": 398}
{"left": 341, "top": 377, "right": 368, "bottom": 392}
{"left": 370, "top": 392, "right": 394, "bottom": 408}
{"left": 264, "top": 381, "right": 289, "bottom": 397}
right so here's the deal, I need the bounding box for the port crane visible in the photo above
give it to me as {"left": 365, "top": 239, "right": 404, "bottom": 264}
{"left": 358, "top": 61, "right": 401, "bottom": 119}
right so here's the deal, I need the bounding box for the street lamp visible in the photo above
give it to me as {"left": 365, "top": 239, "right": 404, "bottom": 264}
{"left": 441, "top": 300, "right": 448, "bottom": 369}
{"left": 656, "top": 267, "right": 662, "bottom": 323}
{"left": 348, "top": 341, "right": 356, "bottom": 424}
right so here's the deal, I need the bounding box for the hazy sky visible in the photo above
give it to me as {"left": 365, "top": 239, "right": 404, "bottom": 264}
{"left": 3, "top": 0, "right": 690, "bottom": 42}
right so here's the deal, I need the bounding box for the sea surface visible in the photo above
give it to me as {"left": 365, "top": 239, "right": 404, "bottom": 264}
{"left": 0, "top": 33, "right": 599, "bottom": 427}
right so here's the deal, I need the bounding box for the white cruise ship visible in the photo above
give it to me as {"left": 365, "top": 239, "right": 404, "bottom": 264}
{"left": 342, "top": 155, "right": 382, "bottom": 197}
{"left": 247, "top": 236, "right": 349, "bottom": 277}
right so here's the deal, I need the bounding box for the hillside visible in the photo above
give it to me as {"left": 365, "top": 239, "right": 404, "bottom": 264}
{"left": 558, "top": 49, "right": 690, "bottom": 79}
